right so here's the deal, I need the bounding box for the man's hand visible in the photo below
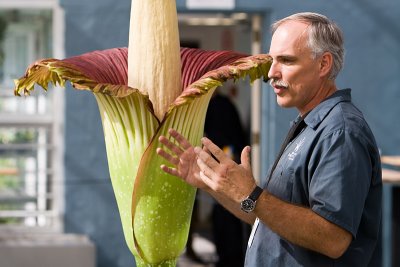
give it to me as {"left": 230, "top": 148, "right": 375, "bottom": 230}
{"left": 157, "top": 129, "right": 258, "bottom": 225}
{"left": 195, "top": 137, "right": 257, "bottom": 203}
{"left": 156, "top": 129, "right": 207, "bottom": 189}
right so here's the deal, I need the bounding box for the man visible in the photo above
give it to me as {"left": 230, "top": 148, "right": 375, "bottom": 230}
{"left": 157, "top": 12, "right": 382, "bottom": 266}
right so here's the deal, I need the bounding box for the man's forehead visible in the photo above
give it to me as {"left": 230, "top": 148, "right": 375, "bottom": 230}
{"left": 269, "top": 20, "right": 310, "bottom": 55}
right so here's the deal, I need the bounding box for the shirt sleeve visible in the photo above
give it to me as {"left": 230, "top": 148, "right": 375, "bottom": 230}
{"left": 309, "top": 129, "right": 372, "bottom": 237}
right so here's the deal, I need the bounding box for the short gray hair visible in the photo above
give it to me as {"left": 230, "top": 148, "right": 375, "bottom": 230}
{"left": 271, "top": 12, "right": 345, "bottom": 80}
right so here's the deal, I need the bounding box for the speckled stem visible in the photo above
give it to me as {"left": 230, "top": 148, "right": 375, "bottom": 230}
{"left": 134, "top": 257, "right": 177, "bottom": 267}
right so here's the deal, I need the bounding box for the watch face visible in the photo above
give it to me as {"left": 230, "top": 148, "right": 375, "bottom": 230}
{"left": 241, "top": 198, "right": 255, "bottom": 212}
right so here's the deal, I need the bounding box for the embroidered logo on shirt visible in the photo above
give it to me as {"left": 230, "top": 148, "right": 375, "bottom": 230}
{"left": 288, "top": 137, "right": 305, "bottom": 161}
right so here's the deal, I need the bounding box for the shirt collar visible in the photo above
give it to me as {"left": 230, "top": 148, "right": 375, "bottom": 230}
{"left": 300, "top": 88, "right": 352, "bottom": 129}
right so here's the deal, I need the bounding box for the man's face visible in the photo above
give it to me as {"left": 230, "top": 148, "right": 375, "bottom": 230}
{"left": 268, "top": 21, "right": 324, "bottom": 114}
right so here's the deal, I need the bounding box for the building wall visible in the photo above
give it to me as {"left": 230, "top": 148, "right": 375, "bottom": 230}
{"left": 60, "top": 1, "right": 400, "bottom": 266}
{"left": 60, "top": 0, "right": 134, "bottom": 266}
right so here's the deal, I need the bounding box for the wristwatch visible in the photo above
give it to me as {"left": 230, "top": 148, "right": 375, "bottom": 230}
{"left": 240, "top": 185, "right": 263, "bottom": 213}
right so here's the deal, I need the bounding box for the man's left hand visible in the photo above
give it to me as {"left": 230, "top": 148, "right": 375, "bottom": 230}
{"left": 194, "top": 137, "right": 257, "bottom": 203}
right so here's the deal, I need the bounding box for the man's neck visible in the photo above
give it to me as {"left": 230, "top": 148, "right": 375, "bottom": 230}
{"left": 299, "top": 80, "right": 337, "bottom": 116}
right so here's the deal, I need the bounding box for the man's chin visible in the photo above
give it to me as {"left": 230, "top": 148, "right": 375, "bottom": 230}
{"left": 276, "top": 97, "right": 293, "bottom": 108}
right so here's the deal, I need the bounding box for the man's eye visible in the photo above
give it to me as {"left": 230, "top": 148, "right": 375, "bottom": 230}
{"left": 282, "top": 58, "right": 294, "bottom": 64}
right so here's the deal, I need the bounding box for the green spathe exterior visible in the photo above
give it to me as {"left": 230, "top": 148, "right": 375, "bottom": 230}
{"left": 14, "top": 47, "right": 271, "bottom": 266}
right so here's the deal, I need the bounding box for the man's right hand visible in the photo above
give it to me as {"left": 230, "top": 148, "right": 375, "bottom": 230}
{"left": 156, "top": 128, "right": 207, "bottom": 190}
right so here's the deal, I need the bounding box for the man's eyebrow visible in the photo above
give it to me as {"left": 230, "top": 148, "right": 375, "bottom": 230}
{"left": 275, "top": 55, "right": 297, "bottom": 61}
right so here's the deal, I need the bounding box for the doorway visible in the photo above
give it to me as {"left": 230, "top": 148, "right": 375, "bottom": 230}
{"left": 179, "top": 12, "right": 253, "bottom": 129}
{"left": 177, "top": 12, "right": 262, "bottom": 266}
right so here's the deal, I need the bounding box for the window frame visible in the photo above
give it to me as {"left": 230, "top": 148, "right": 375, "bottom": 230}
{"left": 0, "top": 0, "right": 65, "bottom": 234}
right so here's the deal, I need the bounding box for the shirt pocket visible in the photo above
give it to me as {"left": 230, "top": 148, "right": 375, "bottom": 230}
{"left": 267, "top": 164, "right": 295, "bottom": 202}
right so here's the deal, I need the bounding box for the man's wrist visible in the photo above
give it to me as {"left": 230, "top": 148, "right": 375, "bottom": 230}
{"left": 240, "top": 185, "right": 263, "bottom": 213}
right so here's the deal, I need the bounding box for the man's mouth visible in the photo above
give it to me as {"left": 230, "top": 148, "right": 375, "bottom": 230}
{"left": 269, "top": 79, "right": 288, "bottom": 92}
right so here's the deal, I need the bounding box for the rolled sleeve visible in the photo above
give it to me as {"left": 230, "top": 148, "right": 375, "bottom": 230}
{"left": 309, "top": 129, "right": 372, "bottom": 237}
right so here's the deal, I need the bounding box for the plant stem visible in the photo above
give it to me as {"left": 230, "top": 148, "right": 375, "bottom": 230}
{"left": 134, "top": 257, "right": 178, "bottom": 267}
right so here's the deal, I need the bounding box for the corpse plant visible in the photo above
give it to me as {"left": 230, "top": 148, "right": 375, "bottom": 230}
{"left": 14, "top": 0, "right": 271, "bottom": 266}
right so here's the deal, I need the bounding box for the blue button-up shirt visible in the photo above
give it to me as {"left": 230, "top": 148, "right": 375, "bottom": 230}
{"left": 245, "top": 89, "right": 382, "bottom": 266}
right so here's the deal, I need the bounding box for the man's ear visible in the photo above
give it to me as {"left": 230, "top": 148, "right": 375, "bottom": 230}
{"left": 319, "top": 52, "right": 333, "bottom": 78}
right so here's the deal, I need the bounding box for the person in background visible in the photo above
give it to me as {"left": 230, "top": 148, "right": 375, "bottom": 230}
{"left": 157, "top": 12, "right": 382, "bottom": 266}
{"left": 205, "top": 89, "right": 249, "bottom": 267}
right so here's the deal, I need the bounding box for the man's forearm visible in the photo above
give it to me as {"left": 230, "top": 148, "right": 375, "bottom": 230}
{"left": 205, "top": 189, "right": 256, "bottom": 225}
{"left": 254, "top": 191, "right": 352, "bottom": 259}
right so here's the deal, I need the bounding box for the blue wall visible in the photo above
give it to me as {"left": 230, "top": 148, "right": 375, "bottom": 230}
{"left": 60, "top": 0, "right": 134, "bottom": 266}
{"left": 60, "top": 1, "right": 400, "bottom": 266}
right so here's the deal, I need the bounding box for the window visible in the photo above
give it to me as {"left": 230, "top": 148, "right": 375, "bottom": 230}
{"left": 0, "top": 1, "right": 64, "bottom": 232}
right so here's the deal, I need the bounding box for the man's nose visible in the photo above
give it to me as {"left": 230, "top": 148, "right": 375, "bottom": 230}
{"left": 268, "top": 61, "right": 281, "bottom": 80}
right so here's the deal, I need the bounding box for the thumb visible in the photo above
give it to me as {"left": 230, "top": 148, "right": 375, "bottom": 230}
{"left": 241, "top": 146, "right": 252, "bottom": 170}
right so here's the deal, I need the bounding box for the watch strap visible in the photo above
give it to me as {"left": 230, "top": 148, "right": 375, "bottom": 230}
{"left": 248, "top": 185, "right": 263, "bottom": 201}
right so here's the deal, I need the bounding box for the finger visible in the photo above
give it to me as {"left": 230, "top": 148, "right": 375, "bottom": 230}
{"left": 201, "top": 137, "right": 230, "bottom": 163}
{"left": 199, "top": 171, "right": 217, "bottom": 190}
{"left": 200, "top": 137, "right": 231, "bottom": 163}
{"left": 197, "top": 157, "right": 216, "bottom": 179}
{"left": 160, "top": 164, "right": 180, "bottom": 177}
{"left": 158, "top": 135, "right": 174, "bottom": 147}
{"left": 241, "top": 146, "right": 252, "bottom": 170}
{"left": 194, "top": 146, "right": 219, "bottom": 169}
{"left": 156, "top": 148, "right": 179, "bottom": 165}
{"left": 159, "top": 136, "right": 184, "bottom": 156}
{"left": 168, "top": 129, "right": 192, "bottom": 150}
